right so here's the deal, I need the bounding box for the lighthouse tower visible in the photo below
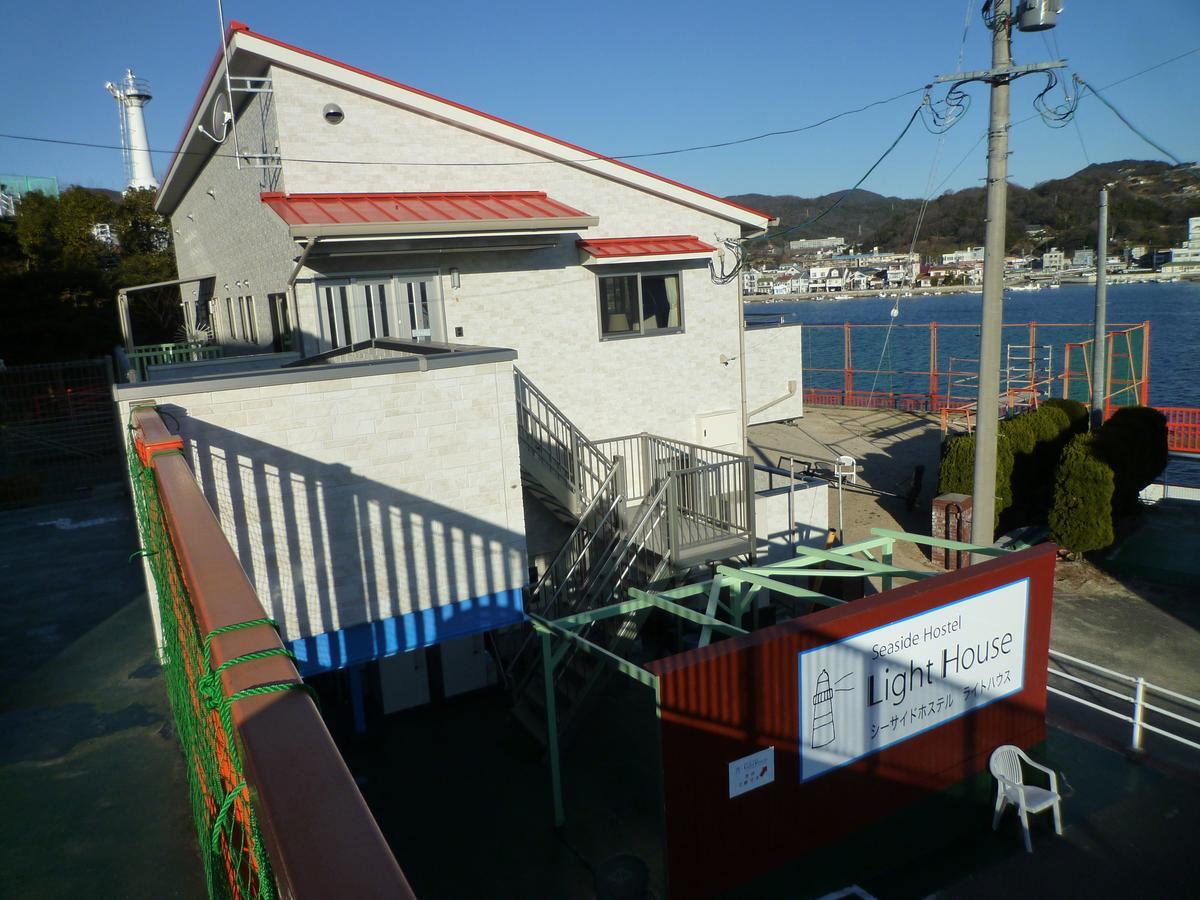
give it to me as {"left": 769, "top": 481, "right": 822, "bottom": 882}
{"left": 104, "top": 70, "right": 158, "bottom": 192}
{"left": 811, "top": 669, "right": 836, "bottom": 749}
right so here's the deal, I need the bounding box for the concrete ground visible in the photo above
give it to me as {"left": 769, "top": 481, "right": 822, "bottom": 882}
{"left": 0, "top": 487, "right": 204, "bottom": 899}
{"left": 4, "top": 408, "right": 1194, "bottom": 899}
{"left": 749, "top": 408, "right": 945, "bottom": 574}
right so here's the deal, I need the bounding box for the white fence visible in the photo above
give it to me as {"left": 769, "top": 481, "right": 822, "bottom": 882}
{"left": 1047, "top": 649, "right": 1200, "bottom": 753}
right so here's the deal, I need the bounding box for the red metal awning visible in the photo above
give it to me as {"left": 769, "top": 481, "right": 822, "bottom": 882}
{"left": 261, "top": 191, "right": 598, "bottom": 238}
{"left": 577, "top": 235, "right": 717, "bottom": 264}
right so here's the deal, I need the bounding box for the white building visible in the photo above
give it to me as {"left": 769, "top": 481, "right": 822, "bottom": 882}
{"left": 788, "top": 236, "right": 847, "bottom": 255}
{"left": 941, "top": 247, "right": 985, "bottom": 265}
{"left": 1042, "top": 248, "right": 1065, "bottom": 271}
{"left": 1071, "top": 248, "right": 1095, "bottom": 269}
{"left": 115, "top": 23, "right": 817, "bottom": 710}
{"left": 1163, "top": 216, "right": 1200, "bottom": 274}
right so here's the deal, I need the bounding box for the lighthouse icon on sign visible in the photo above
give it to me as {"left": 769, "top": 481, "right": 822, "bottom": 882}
{"left": 811, "top": 669, "right": 836, "bottom": 749}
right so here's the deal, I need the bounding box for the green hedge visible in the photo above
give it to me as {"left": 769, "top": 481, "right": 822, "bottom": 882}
{"left": 1040, "top": 398, "right": 1090, "bottom": 433}
{"left": 1091, "top": 406, "right": 1169, "bottom": 513}
{"left": 1049, "top": 434, "right": 1115, "bottom": 552}
{"left": 938, "top": 403, "right": 1075, "bottom": 529}
{"left": 937, "top": 431, "right": 1014, "bottom": 528}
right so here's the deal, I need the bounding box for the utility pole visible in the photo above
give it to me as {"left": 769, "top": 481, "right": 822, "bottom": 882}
{"left": 970, "top": 0, "right": 1013, "bottom": 552}
{"left": 1091, "top": 188, "right": 1109, "bottom": 428}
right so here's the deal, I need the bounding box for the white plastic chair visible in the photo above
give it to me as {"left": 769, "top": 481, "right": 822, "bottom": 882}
{"left": 989, "top": 744, "right": 1063, "bottom": 853}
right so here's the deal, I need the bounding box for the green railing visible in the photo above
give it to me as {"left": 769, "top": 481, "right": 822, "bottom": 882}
{"left": 129, "top": 342, "right": 223, "bottom": 381}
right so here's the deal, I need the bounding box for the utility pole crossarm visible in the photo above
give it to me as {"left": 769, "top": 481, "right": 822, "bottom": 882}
{"left": 932, "top": 60, "right": 1066, "bottom": 83}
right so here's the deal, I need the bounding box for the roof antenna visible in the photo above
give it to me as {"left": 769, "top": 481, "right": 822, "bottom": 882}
{"left": 196, "top": 0, "right": 242, "bottom": 168}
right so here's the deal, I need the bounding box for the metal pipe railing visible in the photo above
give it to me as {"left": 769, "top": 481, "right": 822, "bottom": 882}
{"left": 1047, "top": 649, "right": 1200, "bottom": 754}
{"left": 129, "top": 408, "right": 413, "bottom": 899}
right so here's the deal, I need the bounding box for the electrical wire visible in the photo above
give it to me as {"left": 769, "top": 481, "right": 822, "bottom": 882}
{"left": 1045, "top": 30, "right": 1091, "bottom": 165}
{"left": 1074, "top": 76, "right": 1187, "bottom": 166}
{"left": 866, "top": 0, "right": 973, "bottom": 401}
{"left": 0, "top": 87, "right": 926, "bottom": 170}
{"left": 750, "top": 105, "right": 925, "bottom": 246}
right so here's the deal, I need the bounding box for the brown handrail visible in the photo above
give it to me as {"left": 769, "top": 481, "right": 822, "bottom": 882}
{"left": 132, "top": 408, "right": 414, "bottom": 900}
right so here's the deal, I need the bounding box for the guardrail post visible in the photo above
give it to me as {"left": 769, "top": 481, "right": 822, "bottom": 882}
{"left": 541, "top": 631, "right": 565, "bottom": 828}
{"left": 1132, "top": 676, "right": 1146, "bottom": 752}
{"left": 667, "top": 474, "right": 680, "bottom": 564}
{"left": 745, "top": 454, "right": 757, "bottom": 562}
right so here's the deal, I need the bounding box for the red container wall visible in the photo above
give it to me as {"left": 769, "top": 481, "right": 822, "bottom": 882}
{"left": 648, "top": 544, "right": 1056, "bottom": 899}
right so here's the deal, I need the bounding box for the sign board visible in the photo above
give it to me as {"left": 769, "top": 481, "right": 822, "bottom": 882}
{"left": 728, "top": 746, "right": 775, "bottom": 798}
{"left": 797, "top": 579, "right": 1029, "bottom": 782}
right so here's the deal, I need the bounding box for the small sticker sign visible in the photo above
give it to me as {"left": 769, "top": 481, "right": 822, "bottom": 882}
{"left": 728, "top": 746, "right": 775, "bottom": 798}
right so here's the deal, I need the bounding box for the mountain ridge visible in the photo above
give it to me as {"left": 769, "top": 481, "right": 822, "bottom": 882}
{"left": 729, "top": 160, "right": 1198, "bottom": 257}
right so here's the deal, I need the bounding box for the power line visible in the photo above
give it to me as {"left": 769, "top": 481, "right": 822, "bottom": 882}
{"left": 0, "top": 86, "right": 926, "bottom": 170}
{"left": 752, "top": 105, "right": 925, "bottom": 244}
{"left": 1075, "top": 76, "right": 1187, "bottom": 166}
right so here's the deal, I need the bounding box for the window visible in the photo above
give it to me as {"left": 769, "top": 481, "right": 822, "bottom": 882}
{"left": 598, "top": 272, "right": 683, "bottom": 339}
{"left": 314, "top": 275, "right": 442, "bottom": 351}
{"left": 244, "top": 296, "right": 257, "bottom": 343}
{"left": 224, "top": 297, "right": 235, "bottom": 340}
{"left": 268, "top": 292, "right": 293, "bottom": 352}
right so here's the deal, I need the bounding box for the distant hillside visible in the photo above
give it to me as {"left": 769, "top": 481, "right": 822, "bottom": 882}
{"left": 730, "top": 160, "right": 1199, "bottom": 258}
{"left": 726, "top": 190, "right": 922, "bottom": 245}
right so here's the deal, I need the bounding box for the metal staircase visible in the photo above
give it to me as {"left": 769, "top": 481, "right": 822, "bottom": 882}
{"left": 506, "top": 367, "right": 755, "bottom": 746}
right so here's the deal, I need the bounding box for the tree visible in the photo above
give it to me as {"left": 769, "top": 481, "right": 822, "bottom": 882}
{"left": 14, "top": 191, "right": 60, "bottom": 269}
{"left": 56, "top": 186, "right": 116, "bottom": 266}
{"left": 115, "top": 187, "right": 172, "bottom": 256}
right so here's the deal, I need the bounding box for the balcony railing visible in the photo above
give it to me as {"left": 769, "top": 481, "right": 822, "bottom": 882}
{"left": 128, "top": 341, "right": 223, "bottom": 381}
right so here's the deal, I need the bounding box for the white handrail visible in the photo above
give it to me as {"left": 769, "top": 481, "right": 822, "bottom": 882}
{"left": 1047, "top": 652, "right": 1200, "bottom": 755}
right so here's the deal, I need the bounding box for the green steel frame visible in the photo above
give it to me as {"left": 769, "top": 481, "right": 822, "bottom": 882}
{"left": 530, "top": 527, "right": 1012, "bottom": 827}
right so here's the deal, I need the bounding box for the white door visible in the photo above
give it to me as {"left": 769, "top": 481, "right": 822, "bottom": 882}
{"left": 398, "top": 276, "right": 441, "bottom": 342}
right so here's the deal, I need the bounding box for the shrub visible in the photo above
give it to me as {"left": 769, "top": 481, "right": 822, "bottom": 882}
{"left": 937, "top": 431, "right": 1014, "bottom": 527}
{"left": 1041, "top": 398, "right": 1089, "bottom": 434}
{"left": 999, "top": 416, "right": 1036, "bottom": 455}
{"left": 1092, "top": 406, "right": 1168, "bottom": 513}
{"left": 1029, "top": 405, "right": 1070, "bottom": 442}
{"left": 1049, "top": 434, "right": 1115, "bottom": 553}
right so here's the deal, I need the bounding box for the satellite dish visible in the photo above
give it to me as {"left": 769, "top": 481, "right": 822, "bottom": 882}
{"left": 198, "top": 91, "right": 233, "bottom": 143}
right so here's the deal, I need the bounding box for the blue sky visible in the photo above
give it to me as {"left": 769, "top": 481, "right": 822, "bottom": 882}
{"left": 3, "top": 1, "right": 1197, "bottom": 200}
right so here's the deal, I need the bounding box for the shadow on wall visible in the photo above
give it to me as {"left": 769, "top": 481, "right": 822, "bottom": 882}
{"left": 163, "top": 412, "right": 528, "bottom": 675}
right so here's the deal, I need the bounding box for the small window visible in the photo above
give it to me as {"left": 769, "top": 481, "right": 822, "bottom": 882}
{"left": 268, "top": 292, "right": 292, "bottom": 352}
{"left": 598, "top": 272, "right": 683, "bottom": 339}
{"left": 244, "top": 296, "right": 257, "bottom": 343}
{"left": 224, "top": 297, "right": 235, "bottom": 340}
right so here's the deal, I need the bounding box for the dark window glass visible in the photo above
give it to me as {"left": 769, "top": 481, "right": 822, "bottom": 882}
{"left": 339, "top": 285, "right": 352, "bottom": 345}
{"left": 641, "top": 274, "right": 681, "bottom": 333}
{"left": 377, "top": 284, "right": 390, "bottom": 336}
{"left": 365, "top": 284, "right": 377, "bottom": 338}
{"left": 599, "top": 275, "right": 641, "bottom": 337}
{"left": 325, "top": 288, "right": 339, "bottom": 347}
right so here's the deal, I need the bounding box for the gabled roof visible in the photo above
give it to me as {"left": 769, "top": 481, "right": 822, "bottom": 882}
{"left": 261, "top": 191, "right": 598, "bottom": 239}
{"left": 157, "top": 22, "right": 777, "bottom": 232}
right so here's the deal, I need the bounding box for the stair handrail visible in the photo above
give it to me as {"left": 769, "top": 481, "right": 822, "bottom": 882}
{"left": 501, "top": 457, "right": 626, "bottom": 687}
{"left": 514, "top": 366, "right": 611, "bottom": 504}
{"left": 529, "top": 458, "right": 627, "bottom": 619}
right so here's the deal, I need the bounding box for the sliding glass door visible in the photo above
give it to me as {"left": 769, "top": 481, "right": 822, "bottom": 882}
{"left": 315, "top": 273, "right": 443, "bottom": 350}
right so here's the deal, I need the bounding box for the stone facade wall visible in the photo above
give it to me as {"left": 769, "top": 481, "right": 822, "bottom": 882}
{"left": 115, "top": 358, "right": 527, "bottom": 650}
{"left": 271, "top": 66, "right": 750, "bottom": 446}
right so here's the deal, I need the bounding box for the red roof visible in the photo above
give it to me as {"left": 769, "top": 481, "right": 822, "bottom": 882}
{"left": 577, "top": 235, "right": 717, "bottom": 259}
{"left": 261, "top": 191, "right": 597, "bottom": 234}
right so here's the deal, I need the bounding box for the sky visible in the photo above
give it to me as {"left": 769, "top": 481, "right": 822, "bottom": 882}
{"left": 2, "top": 0, "right": 1197, "bottom": 201}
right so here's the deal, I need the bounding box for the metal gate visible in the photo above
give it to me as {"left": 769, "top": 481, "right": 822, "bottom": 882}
{"left": 0, "top": 358, "right": 120, "bottom": 507}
